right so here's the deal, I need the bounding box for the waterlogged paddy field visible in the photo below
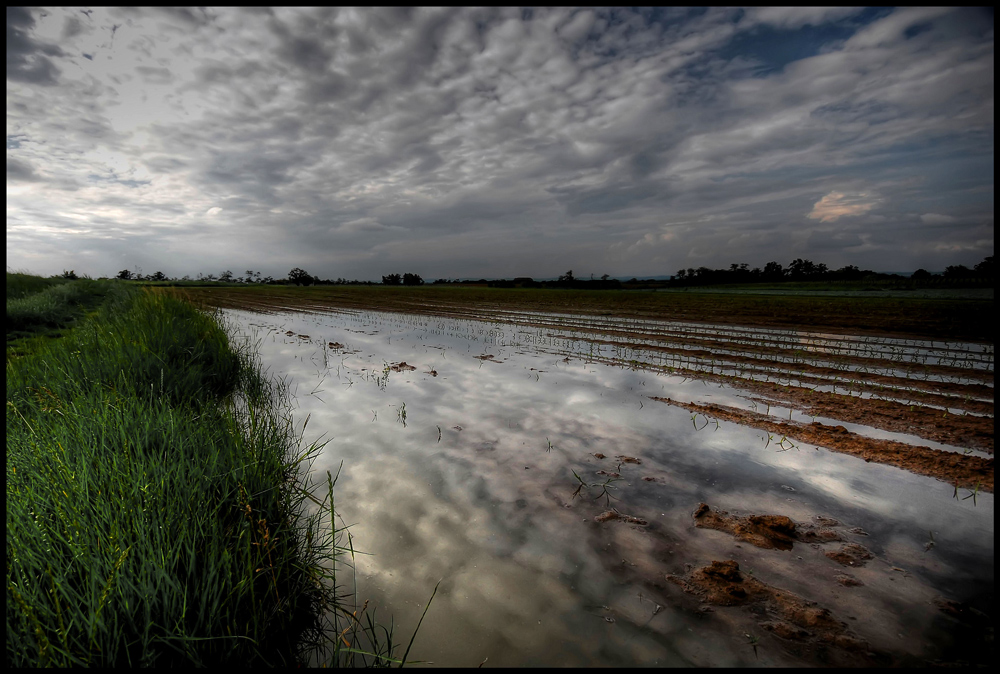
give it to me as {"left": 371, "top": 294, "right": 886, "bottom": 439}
{"left": 220, "top": 306, "right": 993, "bottom": 667}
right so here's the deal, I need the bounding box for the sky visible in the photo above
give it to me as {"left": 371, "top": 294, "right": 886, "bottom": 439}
{"left": 6, "top": 7, "right": 994, "bottom": 281}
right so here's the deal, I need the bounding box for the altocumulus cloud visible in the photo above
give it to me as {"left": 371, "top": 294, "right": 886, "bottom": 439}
{"left": 807, "top": 191, "right": 878, "bottom": 223}
{"left": 6, "top": 7, "right": 993, "bottom": 279}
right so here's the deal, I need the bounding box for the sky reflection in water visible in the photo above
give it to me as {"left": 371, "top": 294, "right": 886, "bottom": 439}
{"left": 222, "top": 307, "right": 993, "bottom": 667}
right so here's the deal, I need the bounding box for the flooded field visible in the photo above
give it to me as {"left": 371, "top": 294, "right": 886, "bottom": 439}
{"left": 221, "top": 305, "right": 993, "bottom": 667}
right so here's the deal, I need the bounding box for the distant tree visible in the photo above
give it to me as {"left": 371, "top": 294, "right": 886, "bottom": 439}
{"left": 836, "top": 265, "right": 862, "bottom": 280}
{"left": 402, "top": 273, "right": 424, "bottom": 286}
{"left": 288, "top": 267, "right": 314, "bottom": 285}
{"left": 601, "top": 274, "right": 610, "bottom": 281}
{"left": 558, "top": 270, "right": 575, "bottom": 282}
{"left": 116, "top": 269, "right": 133, "bottom": 280}
{"left": 974, "top": 255, "right": 994, "bottom": 276}
{"left": 181, "top": 275, "right": 192, "bottom": 281}
{"left": 382, "top": 273, "right": 402, "bottom": 285}
{"left": 262, "top": 276, "right": 275, "bottom": 284}
{"left": 61, "top": 269, "right": 78, "bottom": 280}
{"left": 910, "top": 268, "right": 932, "bottom": 280}
{"left": 787, "top": 258, "right": 817, "bottom": 279}
{"left": 219, "top": 270, "right": 234, "bottom": 283}
{"left": 150, "top": 271, "right": 167, "bottom": 281}
{"left": 944, "top": 265, "right": 971, "bottom": 278}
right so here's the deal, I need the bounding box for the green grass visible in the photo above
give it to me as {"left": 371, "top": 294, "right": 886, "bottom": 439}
{"left": 6, "top": 272, "right": 70, "bottom": 300}
{"left": 7, "top": 274, "right": 116, "bottom": 345}
{"left": 6, "top": 279, "right": 415, "bottom": 667}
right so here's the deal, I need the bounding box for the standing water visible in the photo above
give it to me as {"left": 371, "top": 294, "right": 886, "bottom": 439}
{"left": 222, "top": 307, "right": 993, "bottom": 667}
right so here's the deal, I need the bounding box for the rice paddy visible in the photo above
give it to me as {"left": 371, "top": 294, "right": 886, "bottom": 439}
{"left": 9, "top": 278, "right": 991, "bottom": 666}
{"left": 194, "top": 289, "right": 992, "bottom": 667}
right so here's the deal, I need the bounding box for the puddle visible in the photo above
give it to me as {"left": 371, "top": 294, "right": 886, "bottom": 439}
{"left": 222, "top": 308, "right": 993, "bottom": 667}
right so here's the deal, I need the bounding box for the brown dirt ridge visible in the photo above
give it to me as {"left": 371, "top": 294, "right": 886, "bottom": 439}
{"left": 655, "top": 399, "right": 993, "bottom": 492}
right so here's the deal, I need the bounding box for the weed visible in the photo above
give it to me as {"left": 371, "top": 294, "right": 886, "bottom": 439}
{"left": 570, "top": 469, "right": 621, "bottom": 507}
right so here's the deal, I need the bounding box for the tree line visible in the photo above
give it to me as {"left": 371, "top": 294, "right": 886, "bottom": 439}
{"left": 669, "top": 256, "right": 993, "bottom": 287}
{"left": 93, "top": 255, "right": 992, "bottom": 288}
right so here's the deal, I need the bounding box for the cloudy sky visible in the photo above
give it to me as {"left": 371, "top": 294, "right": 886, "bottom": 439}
{"left": 7, "top": 7, "right": 994, "bottom": 280}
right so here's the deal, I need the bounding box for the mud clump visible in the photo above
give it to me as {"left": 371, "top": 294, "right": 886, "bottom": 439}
{"left": 798, "top": 528, "right": 843, "bottom": 544}
{"left": 388, "top": 361, "right": 416, "bottom": 372}
{"left": 693, "top": 503, "right": 797, "bottom": 551}
{"left": 693, "top": 503, "right": 849, "bottom": 551}
{"left": 836, "top": 574, "right": 864, "bottom": 587}
{"left": 667, "top": 560, "right": 868, "bottom": 654}
{"left": 595, "top": 510, "right": 648, "bottom": 525}
{"left": 760, "top": 620, "right": 812, "bottom": 641}
{"left": 825, "top": 543, "right": 873, "bottom": 567}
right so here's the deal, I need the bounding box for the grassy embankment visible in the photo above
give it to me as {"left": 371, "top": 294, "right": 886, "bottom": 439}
{"left": 178, "top": 283, "right": 993, "bottom": 343}
{"left": 6, "top": 274, "right": 409, "bottom": 666}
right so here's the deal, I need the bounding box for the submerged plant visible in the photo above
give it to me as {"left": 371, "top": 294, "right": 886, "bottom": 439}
{"left": 570, "top": 469, "right": 621, "bottom": 507}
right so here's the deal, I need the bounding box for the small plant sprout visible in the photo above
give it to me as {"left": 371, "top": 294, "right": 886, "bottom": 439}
{"left": 546, "top": 437, "right": 554, "bottom": 452}
{"left": 745, "top": 633, "right": 760, "bottom": 659}
{"left": 961, "top": 481, "right": 982, "bottom": 505}
{"left": 570, "top": 469, "right": 621, "bottom": 505}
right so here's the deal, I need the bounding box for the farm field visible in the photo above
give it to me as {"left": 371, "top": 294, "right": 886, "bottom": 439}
{"left": 179, "top": 284, "right": 994, "bottom": 342}
{"left": 188, "top": 285, "right": 993, "bottom": 667}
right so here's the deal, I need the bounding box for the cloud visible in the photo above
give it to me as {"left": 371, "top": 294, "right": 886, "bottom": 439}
{"left": 745, "top": 7, "right": 865, "bottom": 30}
{"left": 5, "top": 7, "right": 993, "bottom": 279}
{"left": 7, "top": 157, "right": 42, "bottom": 182}
{"left": 7, "top": 7, "right": 66, "bottom": 85}
{"left": 920, "top": 213, "right": 956, "bottom": 225}
{"left": 807, "top": 191, "right": 878, "bottom": 222}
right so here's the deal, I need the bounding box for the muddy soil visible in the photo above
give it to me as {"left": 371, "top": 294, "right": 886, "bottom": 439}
{"left": 653, "top": 398, "right": 993, "bottom": 492}
{"left": 666, "top": 559, "right": 879, "bottom": 664}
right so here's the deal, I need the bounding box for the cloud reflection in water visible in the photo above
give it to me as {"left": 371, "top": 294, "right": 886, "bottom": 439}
{"left": 223, "top": 308, "right": 993, "bottom": 667}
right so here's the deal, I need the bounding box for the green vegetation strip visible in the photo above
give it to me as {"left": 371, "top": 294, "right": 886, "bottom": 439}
{"left": 6, "top": 279, "right": 406, "bottom": 666}
{"left": 180, "top": 284, "right": 993, "bottom": 342}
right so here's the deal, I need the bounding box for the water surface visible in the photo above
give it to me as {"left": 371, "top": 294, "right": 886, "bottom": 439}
{"left": 223, "top": 307, "right": 993, "bottom": 667}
